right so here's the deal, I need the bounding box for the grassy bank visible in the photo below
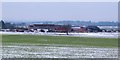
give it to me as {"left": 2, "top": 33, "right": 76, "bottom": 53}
{"left": 2, "top": 34, "right": 118, "bottom": 47}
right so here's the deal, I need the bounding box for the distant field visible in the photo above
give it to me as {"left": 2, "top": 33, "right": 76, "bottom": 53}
{"left": 2, "top": 34, "right": 118, "bottom": 48}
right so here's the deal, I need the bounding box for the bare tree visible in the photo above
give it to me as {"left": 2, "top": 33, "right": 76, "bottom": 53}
{"left": 63, "top": 24, "right": 71, "bottom": 35}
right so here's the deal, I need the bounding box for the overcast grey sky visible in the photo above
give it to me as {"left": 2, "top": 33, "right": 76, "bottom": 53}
{"left": 1, "top": 0, "right": 119, "bottom": 2}
{"left": 2, "top": 2, "right": 118, "bottom": 22}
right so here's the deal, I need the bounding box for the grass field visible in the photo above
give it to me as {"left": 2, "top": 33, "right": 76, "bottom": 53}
{"left": 2, "top": 34, "right": 118, "bottom": 48}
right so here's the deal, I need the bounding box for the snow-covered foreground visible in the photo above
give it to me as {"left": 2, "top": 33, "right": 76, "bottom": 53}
{"left": 0, "top": 32, "right": 118, "bottom": 38}
{"left": 1, "top": 32, "right": 118, "bottom": 58}
{"left": 1, "top": 46, "right": 118, "bottom": 58}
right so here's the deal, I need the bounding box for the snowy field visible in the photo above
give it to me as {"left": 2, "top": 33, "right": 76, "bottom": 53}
{"left": 0, "top": 32, "right": 119, "bottom": 38}
{"left": 1, "top": 46, "right": 118, "bottom": 58}
{"left": 1, "top": 32, "right": 119, "bottom": 58}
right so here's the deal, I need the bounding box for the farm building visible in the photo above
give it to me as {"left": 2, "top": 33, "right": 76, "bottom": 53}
{"left": 86, "top": 26, "right": 102, "bottom": 32}
{"left": 71, "top": 27, "right": 87, "bottom": 33}
{"left": 28, "top": 24, "right": 71, "bottom": 32}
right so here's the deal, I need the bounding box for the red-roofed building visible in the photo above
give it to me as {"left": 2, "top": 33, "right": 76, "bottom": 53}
{"left": 28, "top": 24, "right": 71, "bottom": 32}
